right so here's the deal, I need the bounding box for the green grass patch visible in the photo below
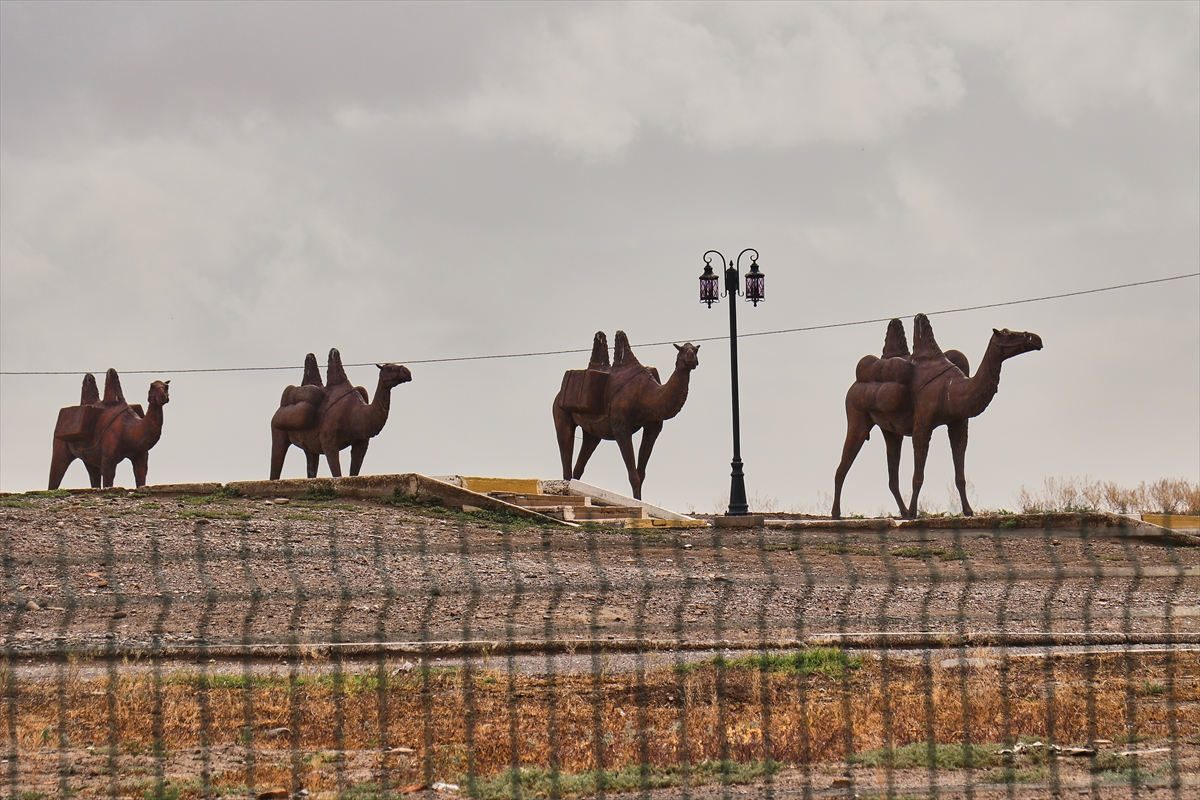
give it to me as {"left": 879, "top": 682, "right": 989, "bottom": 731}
{"left": 19, "top": 489, "right": 72, "bottom": 499}
{"left": 816, "top": 543, "right": 877, "bottom": 557}
{"left": 725, "top": 647, "right": 863, "bottom": 679}
{"left": 378, "top": 490, "right": 557, "bottom": 531}
{"left": 1, "top": 500, "right": 35, "bottom": 509}
{"left": 285, "top": 512, "right": 322, "bottom": 521}
{"left": 676, "top": 647, "right": 862, "bottom": 678}
{"left": 178, "top": 509, "right": 224, "bottom": 520}
{"left": 298, "top": 484, "right": 337, "bottom": 501}
{"left": 468, "top": 759, "right": 781, "bottom": 799}
{"left": 850, "top": 741, "right": 1004, "bottom": 770}
{"left": 891, "top": 546, "right": 969, "bottom": 561}
{"left": 138, "top": 502, "right": 161, "bottom": 510}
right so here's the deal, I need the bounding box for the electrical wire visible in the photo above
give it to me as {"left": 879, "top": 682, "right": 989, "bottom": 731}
{"left": 2, "top": 272, "right": 1196, "bottom": 376}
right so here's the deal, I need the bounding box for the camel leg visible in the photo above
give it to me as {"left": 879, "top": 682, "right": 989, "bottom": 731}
{"left": 306, "top": 451, "right": 320, "bottom": 479}
{"left": 48, "top": 439, "right": 75, "bottom": 490}
{"left": 636, "top": 421, "right": 662, "bottom": 486}
{"left": 270, "top": 426, "right": 289, "bottom": 480}
{"left": 572, "top": 431, "right": 603, "bottom": 480}
{"left": 101, "top": 455, "right": 119, "bottom": 489}
{"left": 948, "top": 420, "right": 973, "bottom": 516}
{"left": 614, "top": 430, "right": 642, "bottom": 500}
{"left": 909, "top": 424, "right": 934, "bottom": 519}
{"left": 881, "top": 429, "right": 908, "bottom": 518}
{"left": 349, "top": 440, "right": 369, "bottom": 477}
{"left": 553, "top": 403, "right": 577, "bottom": 481}
{"left": 324, "top": 447, "right": 343, "bottom": 478}
{"left": 130, "top": 452, "right": 149, "bottom": 488}
{"left": 84, "top": 462, "right": 102, "bottom": 489}
{"left": 832, "top": 409, "right": 872, "bottom": 519}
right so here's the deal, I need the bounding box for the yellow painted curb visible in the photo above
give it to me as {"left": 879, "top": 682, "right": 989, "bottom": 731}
{"left": 1143, "top": 514, "right": 1200, "bottom": 530}
{"left": 460, "top": 476, "right": 540, "bottom": 494}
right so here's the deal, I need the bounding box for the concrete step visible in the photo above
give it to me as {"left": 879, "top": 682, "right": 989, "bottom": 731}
{"left": 492, "top": 492, "right": 592, "bottom": 508}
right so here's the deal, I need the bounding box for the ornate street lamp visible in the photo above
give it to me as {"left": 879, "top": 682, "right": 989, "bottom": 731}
{"left": 699, "top": 248, "right": 763, "bottom": 517}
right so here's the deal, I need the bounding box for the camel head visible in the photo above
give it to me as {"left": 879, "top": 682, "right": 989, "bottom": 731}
{"left": 148, "top": 380, "right": 170, "bottom": 406}
{"left": 673, "top": 342, "right": 700, "bottom": 371}
{"left": 991, "top": 328, "right": 1043, "bottom": 359}
{"left": 376, "top": 363, "right": 413, "bottom": 389}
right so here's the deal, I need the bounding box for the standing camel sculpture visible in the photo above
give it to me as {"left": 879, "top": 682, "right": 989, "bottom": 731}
{"left": 270, "top": 348, "right": 412, "bottom": 479}
{"left": 49, "top": 369, "right": 170, "bottom": 489}
{"left": 553, "top": 330, "right": 699, "bottom": 500}
{"left": 832, "top": 314, "right": 1041, "bottom": 519}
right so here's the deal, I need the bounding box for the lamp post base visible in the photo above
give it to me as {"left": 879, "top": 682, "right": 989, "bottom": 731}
{"left": 727, "top": 457, "right": 749, "bottom": 516}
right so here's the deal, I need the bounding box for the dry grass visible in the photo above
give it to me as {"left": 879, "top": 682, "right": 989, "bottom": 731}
{"left": 7, "top": 650, "right": 1195, "bottom": 797}
{"left": 1015, "top": 476, "right": 1200, "bottom": 516}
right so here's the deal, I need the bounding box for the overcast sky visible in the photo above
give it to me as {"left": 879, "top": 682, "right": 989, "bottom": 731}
{"left": 2, "top": 1, "right": 1197, "bottom": 515}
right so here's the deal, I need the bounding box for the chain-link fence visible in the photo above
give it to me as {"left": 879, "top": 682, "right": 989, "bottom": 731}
{"left": 2, "top": 485, "right": 1197, "bottom": 799}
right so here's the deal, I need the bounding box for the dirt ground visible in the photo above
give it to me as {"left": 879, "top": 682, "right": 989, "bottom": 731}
{"left": 2, "top": 490, "right": 1197, "bottom": 654}
{"left": 2, "top": 489, "right": 1198, "bottom": 798}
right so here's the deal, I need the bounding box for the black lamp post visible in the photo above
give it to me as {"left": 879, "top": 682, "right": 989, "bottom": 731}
{"left": 699, "top": 248, "right": 764, "bottom": 516}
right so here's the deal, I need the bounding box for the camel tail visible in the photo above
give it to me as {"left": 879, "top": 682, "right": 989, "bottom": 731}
{"left": 81, "top": 373, "right": 100, "bottom": 405}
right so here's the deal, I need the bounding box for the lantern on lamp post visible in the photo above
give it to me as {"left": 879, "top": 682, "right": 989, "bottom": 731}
{"left": 699, "top": 248, "right": 763, "bottom": 517}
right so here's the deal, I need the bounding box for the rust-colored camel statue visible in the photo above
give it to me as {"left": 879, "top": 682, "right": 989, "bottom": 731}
{"left": 49, "top": 369, "right": 170, "bottom": 489}
{"left": 553, "top": 330, "right": 699, "bottom": 500}
{"left": 832, "top": 314, "right": 1041, "bottom": 519}
{"left": 270, "top": 348, "right": 412, "bottom": 479}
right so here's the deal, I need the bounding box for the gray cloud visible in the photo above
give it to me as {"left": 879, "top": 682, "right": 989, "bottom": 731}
{"left": 1, "top": 1, "right": 1196, "bottom": 513}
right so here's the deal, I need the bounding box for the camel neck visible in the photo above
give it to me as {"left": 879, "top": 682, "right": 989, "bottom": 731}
{"left": 132, "top": 400, "right": 165, "bottom": 450}
{"left": 959, "top": 340, "right": 1005, "bottom": 418}
{"left": 651, "top": 367, "right": 692, "bottom": 421}
{"left": 367, "top": 377, "right": 392, "bottom": 436}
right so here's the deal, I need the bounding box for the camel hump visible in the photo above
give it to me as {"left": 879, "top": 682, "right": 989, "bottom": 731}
{"left": 911, "top": 314, "right": 945, "bottom": 360}
{"left": 589, "top": 331, "right": 610, "bottom": 369}
{"left": 80, "top": 373, "right": 100, "bottom": 406}
{"left": 326, "top": 348, "right": 350, "bottom": 386}
{"left": 612, "top": 330, "right": 641, "bottom": 367}
{"left": 302, "top": 353, "right": 324, "bottom": 388}
{"left": 856, "top": 355, "right": 913, "bottom": 384}
{"left": 882, "top": 318, "right": 910, "bottom": 358}
{"left": 945, "top": 349, "right": 970, "bottom": 377}
{"left": 102, "top": 368, "right": 126, "bottom": 405}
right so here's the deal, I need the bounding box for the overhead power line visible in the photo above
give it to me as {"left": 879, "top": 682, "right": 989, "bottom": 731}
{"left": 2, "top": 272, "right": 1196, "bottom": 377}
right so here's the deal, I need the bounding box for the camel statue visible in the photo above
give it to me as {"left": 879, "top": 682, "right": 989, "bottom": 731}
{"left": 553, "top": 330, "right": 699, "bottom": 500}
{"left": 49, "top": 369, "right": 170, "bottom": 489}
{"left": 832, "top": 314, "right": 1041, "bottom": 519}
{"left": 270, "top": 348, "right": 412, "bottom": 479}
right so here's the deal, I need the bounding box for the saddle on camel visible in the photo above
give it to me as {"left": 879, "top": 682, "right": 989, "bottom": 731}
{"left": 270, "top": 348, "right": 412, "bottom": 479}
{"left": 553, "top": 331, "right": 700, "bottom": 500}
{"left": 49, "top": 368, "right": 170, "bottom": 489}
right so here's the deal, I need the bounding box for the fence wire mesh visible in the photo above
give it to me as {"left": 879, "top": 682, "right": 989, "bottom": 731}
{"left": 2, "top": 488, "right": 1197, "bottom": 799}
